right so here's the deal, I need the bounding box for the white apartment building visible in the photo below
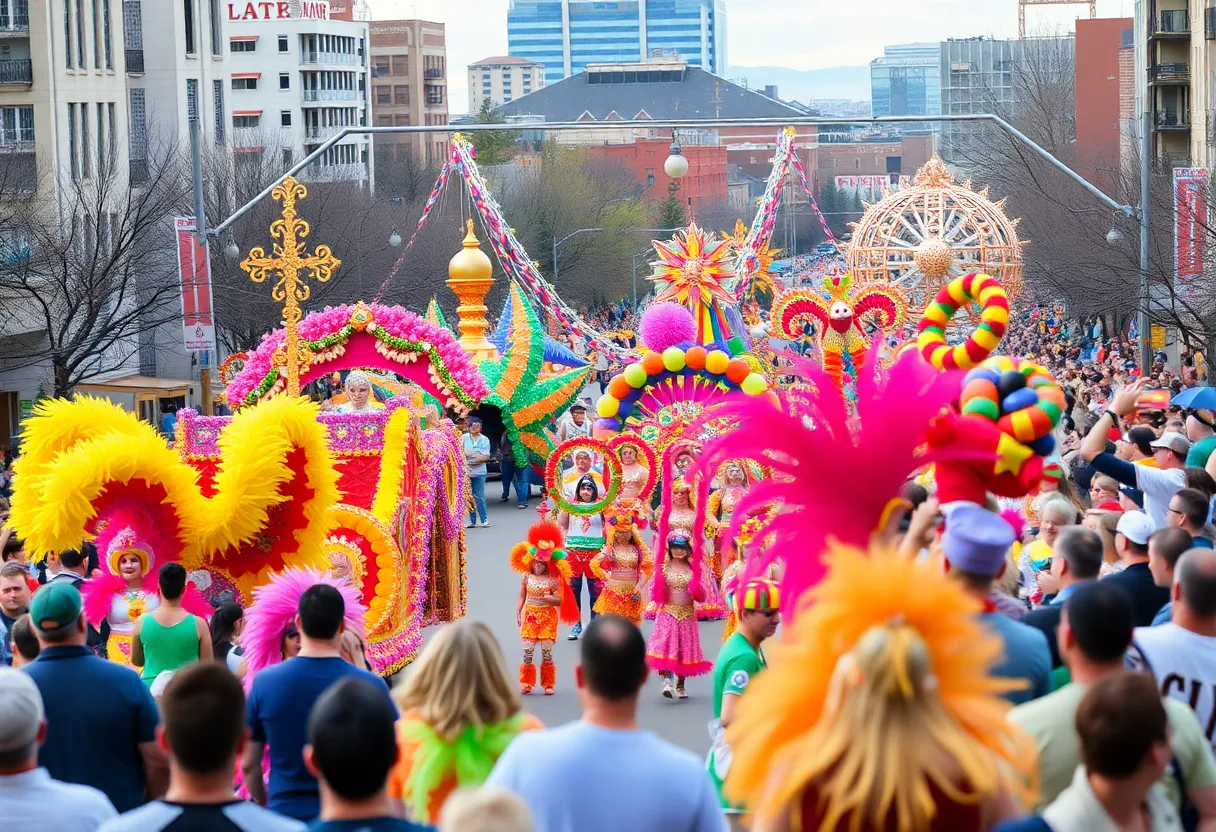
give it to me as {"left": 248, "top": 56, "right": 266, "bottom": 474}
{"left": 467, "top": 55, "right": 543, "bottom": 112}
{"left": 226, "top": 14, "right": 372, "bottom": 184}
{"left": 0, "top": 0, "right": 129, "bottom": 206}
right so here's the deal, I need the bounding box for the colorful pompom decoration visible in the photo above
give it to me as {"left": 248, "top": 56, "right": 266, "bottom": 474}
{"left": 639, "top": 302, "right": 697, "bottom": 353}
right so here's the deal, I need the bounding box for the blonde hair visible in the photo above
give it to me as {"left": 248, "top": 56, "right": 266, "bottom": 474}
{"left": 439, "top": 787, "right": 536, "bottom": 832}
{"left": 393, "top": 619, "right": 521, "bottom": 742}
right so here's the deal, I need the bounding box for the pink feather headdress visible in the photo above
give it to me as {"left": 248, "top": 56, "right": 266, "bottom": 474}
{"left": 240, "top": 567, "right": 367, "bottom": 688}
{"left": 691, "top": 341, "right": 963, "bottom": 618}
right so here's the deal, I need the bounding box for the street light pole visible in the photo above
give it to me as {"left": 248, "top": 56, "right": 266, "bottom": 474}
{"left": 1139, "top": 104, "right": 1152, "bottom": 374}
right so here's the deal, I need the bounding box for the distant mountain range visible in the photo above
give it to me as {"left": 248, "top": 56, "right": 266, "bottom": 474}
{"left": 727, "top": 64, "right": 871, "bottom": 104}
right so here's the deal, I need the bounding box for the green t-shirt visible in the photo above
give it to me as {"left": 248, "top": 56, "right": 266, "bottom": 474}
{"left": 1187, "top": 435, "right": 1216, "bottom": 469}
{"left": 708, "top": 633, "right": 767, "bottom": 809}
{"left": 1008, "top": 680, "right": 1216, "bottom": 811}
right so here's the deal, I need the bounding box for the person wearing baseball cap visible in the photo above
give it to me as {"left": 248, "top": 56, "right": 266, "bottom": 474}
{"left": 22, "top": 582, "right": 165, "bottom": 813}
{"left": 0, "top": 666, "right": 117, "bottom": 830}
{"left": 1081, "top": 379, "right": 1188, "bottom": 529}
{"left": 1103, "top": 510, "right": 1172, "bottom": 626}
{"left": 941, "top": 504, "right": 1051, "bottom": 704}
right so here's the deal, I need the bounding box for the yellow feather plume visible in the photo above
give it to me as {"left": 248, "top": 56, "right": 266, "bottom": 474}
{"left": 725, "top": 545, "right": 1037, "bottom": 831}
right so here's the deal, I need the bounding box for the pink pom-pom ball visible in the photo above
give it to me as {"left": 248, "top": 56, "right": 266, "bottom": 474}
{"left": 639, "top": 303, "right": 696, "bottom": 353}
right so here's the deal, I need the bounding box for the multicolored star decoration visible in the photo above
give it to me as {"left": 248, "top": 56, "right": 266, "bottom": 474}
{"left": 650, "top": 222, "right": 736, "bottom": 345}
{"left": 479, "top": 283, "right": 591, "bottom": 469}
{"left": 723, "top": 219, "right": 782, "bottom": 307}
{"left": 424, "top": 297, "right": 451, "bottom": 332}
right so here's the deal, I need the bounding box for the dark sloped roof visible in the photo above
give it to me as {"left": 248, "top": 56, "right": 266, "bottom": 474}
{"left": 497, "top": 66, "right": 803, "bottom": 122}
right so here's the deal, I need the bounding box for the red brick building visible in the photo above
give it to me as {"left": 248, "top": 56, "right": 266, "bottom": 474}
{"left": 814, "top": 134, "right": 935, "bottom": 193}
{"left": 1076, "top": 18, "right": 1133, "bottom": 195}
{"left": 589, "top": 139, "right": 727, "bottom": 215}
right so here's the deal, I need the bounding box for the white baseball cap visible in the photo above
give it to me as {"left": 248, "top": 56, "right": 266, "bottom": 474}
{"left": 0, "top": 667, "right": 43, "bottom": 753}
{"left": 1150, "top": 432, "right": 1191, "bottom": 455}
{"left": 1116, "top": 510, "right": 1154, "bottom": 546}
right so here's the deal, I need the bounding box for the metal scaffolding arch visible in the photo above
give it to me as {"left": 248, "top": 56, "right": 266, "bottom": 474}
{"left": 1018, "top": 0, "right": 1097, "bottom": 38}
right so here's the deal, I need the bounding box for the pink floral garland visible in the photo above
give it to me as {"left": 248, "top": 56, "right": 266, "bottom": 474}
{"left": 226, "top": 303, "right": 489, "bottom": 408}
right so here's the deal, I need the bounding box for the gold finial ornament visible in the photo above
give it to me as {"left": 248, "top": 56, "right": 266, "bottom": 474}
{"left": 845, "top": 155, "right": 1025, "bottom": 302}
{"left": 446, "top": 219, "right": 499, "bottom": 361}
{"left": 240, "top": 176, "right": 341, "bottom": 398}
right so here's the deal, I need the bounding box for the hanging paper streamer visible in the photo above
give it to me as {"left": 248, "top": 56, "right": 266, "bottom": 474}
{"left": 373, "top": 136, "right": 632, "bottom": 360}
{"left": 728, "top": 127, "right": 839, "bottom": 305}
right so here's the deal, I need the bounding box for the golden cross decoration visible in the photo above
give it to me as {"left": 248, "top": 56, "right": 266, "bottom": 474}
{"left": 239, "top": 176, "right": 341, "bottom": 397}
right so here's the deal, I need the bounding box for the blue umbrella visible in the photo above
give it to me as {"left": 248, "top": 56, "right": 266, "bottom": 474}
{"left": 1172, "top": 386, "right": 1216, "bottom": 410}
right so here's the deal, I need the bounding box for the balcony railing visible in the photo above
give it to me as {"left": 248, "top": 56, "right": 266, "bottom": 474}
{"left": 0, "top": 59, "right": 30, "bottom": 84}
{"left": 1155, "top": 110, "right": 1190, "bottom": 128}
{"left": 301, "top": 51, "right": 358, "bottom": 65}
{"left": 1151, "top": 62, "right": 1190, "bottom": 82}
{"left": 0, "top": 127, "right": 33, "bottom": 148}
{"left": 1158, "top": 9, "right": 1190, "bottom": 33}
{"left": 1158, "top": 151, "right": 1192, "bottom": 169}
{"left": 301, "top": 89, "right": 359, "bottom": 102}
{"left": 303, "top": 124, "right": 352, "bottom": 140}
{"left": 125, "top": 48, "right": 143, "bottom": 74}
{"left": 423, "top": 68, "right": 443, "bottom": 80}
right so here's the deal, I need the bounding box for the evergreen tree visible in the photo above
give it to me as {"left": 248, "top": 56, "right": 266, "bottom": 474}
{"left": 468, "top": 100, "right": 517, "bottom": 166}
{"left": 658, "top": 190, "right": 686, "bottom": 230}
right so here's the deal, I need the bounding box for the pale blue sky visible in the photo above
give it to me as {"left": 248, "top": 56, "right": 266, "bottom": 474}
{"left": 368, "top": 0, "right": 1136, "bottom": 112}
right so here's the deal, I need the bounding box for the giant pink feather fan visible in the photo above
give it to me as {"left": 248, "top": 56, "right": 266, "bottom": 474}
{"left": 691, "top": 340, "right": 963, "bottom": 616}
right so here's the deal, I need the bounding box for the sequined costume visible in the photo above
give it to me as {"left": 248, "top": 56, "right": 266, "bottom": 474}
{"left": 590, "top": 509, "right": 654, "bottom": 625}
{"left": 509, "top": 522, "right": 579, "bottom": 695}
{"left": 705, "top": 466, "right": 751, "bottom": 576}
{"left": 645, "top": 557, "right": 711, "bottom": 679}
{"left": 643, "top": 497, "right": 726, "bottom": 620}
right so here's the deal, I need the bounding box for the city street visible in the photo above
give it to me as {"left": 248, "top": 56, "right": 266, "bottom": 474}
{"left": 428, "top": 491, "right": 727, "bottom": 756}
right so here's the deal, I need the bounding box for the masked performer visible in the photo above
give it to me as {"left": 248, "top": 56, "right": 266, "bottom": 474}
{"left": 337, "top": 370, "right": 385, "bottom": 414}
{"left": 510, "top": 522, "right": 579, "bottom": 696}
{"left": 645, "top": 531, "right": 712, "bottom": 700}
{"left": 589, "top": 508, "right": 653, "bottom": 626}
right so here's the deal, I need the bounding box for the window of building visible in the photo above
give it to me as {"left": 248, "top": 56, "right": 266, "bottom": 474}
{"left": 278, "top": 34, "right": 288, "bottom": 52}
{"left": 391, "top": 55, "right": 407, "bottom": 76}
{"left": 232, "top": 114, "right": 259, "bottom": 127}
{"left": 282, "top": 148, "right": 292, "bottom": 166}
{"left": 102, "top": 0, "right": 112, "bottom": 68}
{"left": 183, "top": 0, "right": 195, "bottom": 55}
{"left": 186, "top": 77, "right": 198, "bottom": 118}
{"left": 213, "top": 79, "right": 224, "bottom": 142}
{"left": 372, "top": 56, "right": 389, "bottom": 76}
{"left": 232, "top": 76, "right": 257, "bottom": 90}
{"left": 230, "top": 38, "right": 255, "bottom": 52}
{"left": 64, "top": 1, "right": 72, "bottom": 67}
{"left": 393, "top": 84, "right": 407, "bottom": 104}
{"left": 68, "top": 103, "right": 78, "bottom": 179}
{"left": 127, "top": 87, "right": 146, "bottom": 161}
{"left": 426, "top": 87, "right": 443, "bottom": 105}
{"left": 107, "top": 101, "right": 116, "bottom": 166}
{"left": 80, "top": 102, "right": 90, "bottom": 177}
{"left": 209, "top": 0, "right": 221, "bottom": 56}
{"left": 279, "top": 72, "right": 290, "bottom": 89}
{"left": 374, "top": 85, "right": 391, "bottom": 104}
{"left": 0, "top": 106, "right": 33, "bottom": 146}
{"left": 885, "top": 156, "right": 901, "bottom": 174}
{"left": 280, "top": 109, "right": 291, "bottom": 126}
{"left": 75, "top": 0, "right": 85, "bottom": 67}
{"left": 645, "top": 169, "right": 655, "bottom": 187}
{"left": 376, "top": 114, "right": 391, "bottom": 126}
{"left": 96, "top": 101, "right": 104, "bottom": 174}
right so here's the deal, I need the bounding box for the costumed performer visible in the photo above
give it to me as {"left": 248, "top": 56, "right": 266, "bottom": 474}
{"left": 557, "top": 474, "right": 606, "bottom": 640}
{"left": 645, "top": 531, "right": 712, "bottom": 700}
{"left": 388, "top": 619, "right": 544, "bottom": 825}
{"left": 704, "top": 460, "right": 754, "bottom": 577}
{"left": 646, "top": 475, "right": 726, "bottom": 621}
{"left": 589, "top": 508, "right": 654, "bottom": 626}
{"left": 615, "top": 441, "right": 651, "bottom": 517}
{"left": 336, "top": 369, "right": 385, "bottom": 414}
{"left": 83, "top": 507, "right": 210, "bottom": 668}
{"left": 510, "top": 521, "right": 579, "bottom": 696}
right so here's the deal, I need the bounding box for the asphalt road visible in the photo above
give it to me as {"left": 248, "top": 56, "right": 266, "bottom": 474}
{"left": 422, "top": 488, "right": 727, "bottom": 756}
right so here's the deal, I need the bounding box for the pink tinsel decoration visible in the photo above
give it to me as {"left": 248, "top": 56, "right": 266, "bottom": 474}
{"left": 639, "top": 303, "right": 696, "bottom": 353}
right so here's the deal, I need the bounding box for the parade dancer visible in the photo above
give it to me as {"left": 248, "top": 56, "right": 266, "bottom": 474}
{"left": 510, "top": 522, "right": 579, "bottom": 696}
{"left": 704, "top": 461, "right": 753, "bottom": 577}
{"left": 590, "top": 508, "right": 653, "bottom": 626}
{"left": 82, "top": 504, "right": 209, "bottom": 667}
{"left": 645, "top": 532, "right": 712, "bottom": 700}
{"left": 719, "top": 512, "right": 784, "bottom": 643}
{"left": 615, "top": 443, "right": 651, "bottom": 517}
{"left": 557, "top": 474, "right": 606, "bottom": 640}
{"left": 647, "top": 478, "right": 726, "bottom": 620}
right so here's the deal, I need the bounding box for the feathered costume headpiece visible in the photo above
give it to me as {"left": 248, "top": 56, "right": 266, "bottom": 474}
{"left": 240, "top": 567, "right": 367, "bottom": 689}
{"left": 508, "top": 522, "right": 580, "bottom": 625}
{"left": 724, "top": 546, "right": 1037, "bottom": 830}
{"left": 691, "top": 345, "right": 963, "bottom": 615}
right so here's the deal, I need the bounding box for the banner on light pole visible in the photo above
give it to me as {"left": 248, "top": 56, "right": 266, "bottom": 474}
{"left": 175, "top": 217, "right": 217, "bottom": 353}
